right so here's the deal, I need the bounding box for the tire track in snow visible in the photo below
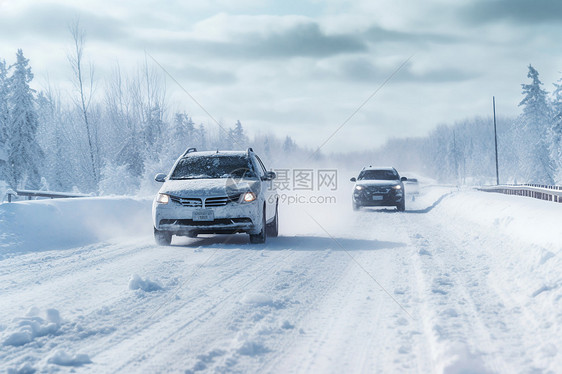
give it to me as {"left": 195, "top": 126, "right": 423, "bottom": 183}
{"left": 404, "top": 212, "right": 526, "bottom": 373}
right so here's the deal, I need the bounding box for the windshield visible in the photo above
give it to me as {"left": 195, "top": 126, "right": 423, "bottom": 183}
{"left": 358, "top": 169, "right": 399, "bottom": 181}
{"left": 170, "top": 155, "right": 257, "bottom": 180}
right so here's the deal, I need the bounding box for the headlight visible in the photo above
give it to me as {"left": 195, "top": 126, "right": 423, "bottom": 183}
{"left": 392, "top": 185, "right": 402, "bottom": 190}
{"left": 355, "top": 185, "right": 364, "bottom": 191}
{"left": 156, "top": 193, "right": 169, "bottom": 204}
{"left": 241, "top": 191, "right": 257, "bottom": 203}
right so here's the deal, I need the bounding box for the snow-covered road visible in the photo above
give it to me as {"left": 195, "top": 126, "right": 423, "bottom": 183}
{"left": 1, "top": 187, "right": 561, "bottom": 373}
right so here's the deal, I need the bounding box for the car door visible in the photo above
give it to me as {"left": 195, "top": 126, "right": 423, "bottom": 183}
{"left": 253, "top": 155, "right": 276, "bottom": 221}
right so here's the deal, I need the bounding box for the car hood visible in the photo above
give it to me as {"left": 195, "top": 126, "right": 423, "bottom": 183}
{"left": 159, "top": 178, "right": 260, "bottom": 198}
{"left": 356, "top": 180, "right": 400, "bottom": 187}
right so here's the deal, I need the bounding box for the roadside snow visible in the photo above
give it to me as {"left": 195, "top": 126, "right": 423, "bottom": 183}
{"left": 436, "top": 189, "right": 562, "bottom": 250}
{"left": 0, "top": 196, "right": 152, "bottom": 256}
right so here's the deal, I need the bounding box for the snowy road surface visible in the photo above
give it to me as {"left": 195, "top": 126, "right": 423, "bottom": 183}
{"left": 1, "top": 187, "right": 561, "bottom": 373}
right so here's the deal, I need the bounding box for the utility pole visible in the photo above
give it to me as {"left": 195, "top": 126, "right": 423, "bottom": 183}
{"left": 493, "top": 97, "right": 499, "bottom": 185}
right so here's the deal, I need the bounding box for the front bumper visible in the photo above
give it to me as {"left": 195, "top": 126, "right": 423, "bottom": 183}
{"left": 153, "top": 199, "right": 261, "bottom": 235}
{"left": 353, "top": 189, "right": 403, "bottom": 207}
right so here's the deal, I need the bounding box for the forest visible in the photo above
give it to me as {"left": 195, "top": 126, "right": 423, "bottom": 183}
{"left": 1, "top": 38, "right": 561, "bottom": 195}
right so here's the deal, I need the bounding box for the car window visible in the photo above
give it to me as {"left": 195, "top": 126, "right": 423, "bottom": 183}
{"left": 170, "top": 155, "right": 257, "bottom": 180}
{"left": 358, "top": 170, "right": 399, "bottom": 181}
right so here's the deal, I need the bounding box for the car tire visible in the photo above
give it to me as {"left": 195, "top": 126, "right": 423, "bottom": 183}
{"left": 396, "top": 200, "right": 406, "bottom": 212}
{"left": 352, "top": 201, "right": 361, "bottom": 211}
{"left": 267, "top": 201, "right": 279, "bottom": 237}
{"left": 249, "top": 207, "right": 267, "bottom": 244}
{"left": 154, "top": 227, "right": 172, "bottom": 246}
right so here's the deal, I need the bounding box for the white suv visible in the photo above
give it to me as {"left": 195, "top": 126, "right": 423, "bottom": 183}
{"left": 152, "top": 148, "right": 278, "bottom": 245}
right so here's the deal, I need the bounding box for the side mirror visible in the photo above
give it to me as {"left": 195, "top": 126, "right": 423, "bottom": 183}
{"left": 155, "top": 173, "right": 167, "bottom": 183}
{"left": 350, "top": 177, "right": 356, "bottom": 182}
{"left": 400, "top": 177, "right": 408, "bottom": 182}
{"left": 265, "top": 171, "right": 276, "bottom": 180}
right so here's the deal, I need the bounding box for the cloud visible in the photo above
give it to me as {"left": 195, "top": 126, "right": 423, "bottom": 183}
{"left": 364, "top": 26, "right": 459, "bottom": 45}
{"left": 172, "top": 64, "right": 237, "bottom": 84}
{"left": 124, "top": 13, "right": 372, "bottom": 60}
{"left": 331, "top": 58, "right": 478, "bottom": 84}
{"left": 462, "top": 0, "right": 562, "bottom": 24}
{"left": 0, "top": 2, "right": 128, "bottom": 42}
{"left": 247, "top": 22, "right": 366, "bottom": 58}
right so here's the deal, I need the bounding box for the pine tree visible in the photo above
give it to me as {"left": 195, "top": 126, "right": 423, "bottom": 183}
{"left": 231, "top": 120, "right": 248, "bottom": 148}
{"left": 283, "top": 136, "right": 295, "bottom": 153}
{"left": 264, "top": 136, "right": 271, "bottom": 159}
{"left": 0, "top": 59, "right": 9, "bottom": 179}
{"left": 0, "top": 60, "right": 8, "bottom": 146}
{"left": 36, "top": 90, "right": 71, "bottom": 191}
{"left": 550, "top": 77, "right": 562, "bottom": 183}
{"left": 143, "top": 103, "right": 163, "bottom": 154}
{"left": 198, "top": 124, "right": 207, "bottom": 150}
{"left": 6, "top": 49, "right": 44, "bottom": 189}
{"left": 518, "top": 65, "right": 554, "bottom": 184}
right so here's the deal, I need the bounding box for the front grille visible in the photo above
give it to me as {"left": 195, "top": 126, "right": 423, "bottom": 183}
{"left": 367, "top": 186, "right": 391, "bottom": 194}
{"left": 205, "top": 196, "right": 229, "bottom": 207}
{"left": 170, "top": 196, "right": 203, "bottom": 207}
{"left": 170, "top": 194, "right": 241, "bottom": 207}
{"left": 160, "top": 218, "right": 253, "bottom": 226}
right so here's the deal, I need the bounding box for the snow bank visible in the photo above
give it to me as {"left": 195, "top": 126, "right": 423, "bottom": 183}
{"left": 435, "top": 190, "right": 562, "bottom": 250}
{"left": 0, "top": 196, "right": 152, "bottom": 255}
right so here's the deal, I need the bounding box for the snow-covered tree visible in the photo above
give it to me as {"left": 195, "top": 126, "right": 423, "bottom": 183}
{"left": 68, "top": 20, "right": 99, "bottom": 187}
{"left": 518, "top": 65, "right": 554, "bottom": 184}
{"left": 550, "top": 77, "right": 562, "bottom": 183}
{"left": 142, "top": 103, "right": 164, "bottom": 158}
{"left": 0, "top": 59, "right": 9, "bottom": 180}
{"left": 98, "top": 161, "right": 138, "bottom": 196}
{"left": 283, "top": 136, "right": 296, "bottom": 153}
{"left": 198, "top": 124, "right": 207, "bottom": 150}
{"left": 6, "top": 49, "right": 43, "bottom": 189}
{"left": 36, "top": 89, "right": 75, "bottom": 191}
{"left": 0, "top": 59, "right": 8, "bottom": 145}
{"left": 231, "top": 120, "right": 248, "bottom": 149}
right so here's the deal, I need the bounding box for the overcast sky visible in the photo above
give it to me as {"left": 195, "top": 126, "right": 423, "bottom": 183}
{"left": 1, "top": 0, "right": 562, "bottom": 152}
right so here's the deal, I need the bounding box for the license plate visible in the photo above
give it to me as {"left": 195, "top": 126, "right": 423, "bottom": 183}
{"left": 372, "top": 195, "right": 384, "bottom": 201}
{"left": 192, "top": 209, "right": 214, "bottom": 222}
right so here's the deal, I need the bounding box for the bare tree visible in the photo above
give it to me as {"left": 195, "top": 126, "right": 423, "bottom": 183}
{"left": 67, "top": 19, "right": 98, "bottom": 186}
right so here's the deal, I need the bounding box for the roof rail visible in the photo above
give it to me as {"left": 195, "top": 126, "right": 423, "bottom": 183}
{"left": 182, "top": 147, "right": 197, "bottom": 157}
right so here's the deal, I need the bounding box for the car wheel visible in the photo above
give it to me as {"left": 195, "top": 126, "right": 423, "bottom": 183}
{"left": 396, "top": 200, "right": 406, "bottom": 212}
{"left": 352, "top": 201, "right": 361, "bottom": 211}
{"left": 154, "top": 227, "right": 172, "bottom": 246}
{"left": 249, "top": 207, "right": 267, "bottom": 244}
{"left": 267, "top": 201, "right": 279, "bottom": 237}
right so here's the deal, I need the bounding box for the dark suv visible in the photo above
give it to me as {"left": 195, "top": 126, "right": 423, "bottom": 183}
{"left": 350, "top": 167, "right": 407, "bottom": 211}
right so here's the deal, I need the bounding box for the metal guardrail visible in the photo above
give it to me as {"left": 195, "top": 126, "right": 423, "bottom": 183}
{"left": 479, "top": 184, "right": 562, "bottom": 203}
{"left": 5, "top": 189, "right": 91, "bottom": 203}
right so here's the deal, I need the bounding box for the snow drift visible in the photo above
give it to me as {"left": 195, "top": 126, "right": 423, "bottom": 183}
{"left": 0, "top": 196, "right": 152, "bottom": 256}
